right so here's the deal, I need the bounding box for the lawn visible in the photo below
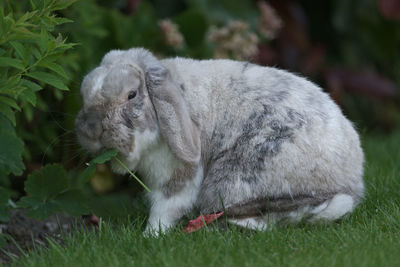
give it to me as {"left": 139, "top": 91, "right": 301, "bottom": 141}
{"left": 9, "top": 131, "right": 400, "bottom": 267}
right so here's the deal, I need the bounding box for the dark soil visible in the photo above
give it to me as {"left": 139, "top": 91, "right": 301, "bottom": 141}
{"left": 0, "top": 210, "right": 91, "bottom": 264}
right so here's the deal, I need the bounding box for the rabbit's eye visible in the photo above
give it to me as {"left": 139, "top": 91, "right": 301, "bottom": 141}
{"left": 128, "top": 91, "right": 137, "bottom": 100}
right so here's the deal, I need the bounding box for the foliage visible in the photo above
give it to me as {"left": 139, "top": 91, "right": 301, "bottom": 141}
{"left": 17, "top": 164, "right": 87, "bottom": 219}
{"left": 79, "top": 149, "right": 118, "bottom": 185}
{"left": 0, "top": 186, "right": 12, "bottom": 221}
{"left": 0, "top": 0, "right": 75, "bottom": 181}
{"left": 0, "top": 0, "right": 80, "bottom": 227}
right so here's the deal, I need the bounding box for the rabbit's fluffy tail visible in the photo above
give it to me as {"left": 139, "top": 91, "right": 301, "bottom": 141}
{"left": 308, "top": 193, "right": 354, "bottom": 222}
{"left": 228, "top": 193, "right": 355, "bottom": 230}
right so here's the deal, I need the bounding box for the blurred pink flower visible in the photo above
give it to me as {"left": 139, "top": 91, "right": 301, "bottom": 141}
{"left": 257, "top": 1, "right": 282, "bottom": 39}
{"left": 158, "top": 19, "right": 185, "bottom": 49}
{"left": 207, "top": 20, "right": 259, "bottom": 60}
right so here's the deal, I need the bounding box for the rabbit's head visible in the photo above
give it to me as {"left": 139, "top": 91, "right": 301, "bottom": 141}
{"left": 75, "top": 48, "right": 200, "bottom": 173}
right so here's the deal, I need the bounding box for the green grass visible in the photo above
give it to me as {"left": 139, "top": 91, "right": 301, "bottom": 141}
{"left": 10, "top": 131, "right": 400, "bottom": 267}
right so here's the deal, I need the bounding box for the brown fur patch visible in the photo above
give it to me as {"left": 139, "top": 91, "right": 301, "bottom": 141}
{"left": 162, "top": 163, "right": 197, "bottom": 198}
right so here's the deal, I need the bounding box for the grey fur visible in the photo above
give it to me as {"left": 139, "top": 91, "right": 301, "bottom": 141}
{"left": 76, "top": 48, "right": 365, "bottom": 233}
{"left": 196, "top": 100, "right": 309, "bottom": 213}
{"left": 147, "top": 69, "right": 201, "bottom": 164}
{"left": 162, "top": 163, "right": 197, "bottom": 198}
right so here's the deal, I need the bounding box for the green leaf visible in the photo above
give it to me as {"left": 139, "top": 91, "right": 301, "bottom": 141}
{"left": 22, "top": 78, "right": 42, "bottom": 92}
{"left": 0, "top": 234, "right": 6, "bottom": 248}
{"left": 37, "top": 28, "right": 49, "bottom": 54}
{"left": 0, "top": 165, "right": 11, "bottom": 187}
{"left": 0, "top": 187, "right": 11, "bottom": 222}
{"left": 0, "top": 113, "right": 15, "bottom": 134}
{"left": 0, "top": 56, "right": 25, "bottom": 70}
{"left": 0, "top": 95, "right": 20, "bottom": 111}
{"left": 79, "top": 150, "right": 118, "bottom": 184}
{"left": 0, "top": 188, "right": 11, "bottom": 205}
{"left": 31, "top": 47, "right": 41, "bottom": 60}
{"left": 79, "top": 164, "right": 96, "bottom": 184}
{"left": 8, "top": 29, "right": 38, "bottom": 43}
{"left": 0, "top": 127, "right": 24, "bottom": 176}
{"left": 38, "top": 60, "right": 69, "bottom": 79}
{"left": 29, "top": 0, "right": 36, "bottom": 10}
{"left": 26, "top": 71, "right": 69, "bottom": 91}
{"left": 22, "top": 198, "right": 60, "bottom": 220}
{"left": 53, "top": 17, "right": 73, "bottom": 25}
{"left": 17, "top": 195, "right": 39, "bottom": 209}
{"left": 51, "top": 0, "right": 78, "bottom": 11}
{"left": 54, "top": 190, "right": 89, "bottom": 216}
{"left": 47, "top": 38, "right": 57, "bottom": 51}
{"left": 22, "top": 104, "right": 34, "bottom": 122}
{"left": 91, "top": 149, "right": 118, "bottom": 165}
{"left": 20, "top": 87, "right": 36, "bottom": 106}
{"left": 10, "top": 41, "right": 29, "bottom": 62}
{"left": 0, "top": 102, "right": 16, "bottom": 126}
{"left": 24, "top": 164, "right": 69, "bottom": 201}
{"left": 20, "top": 190, "right": 89, "bottom": 219}
{"left": 0, "top": 75, "right": 21, "bottom": 92}
{"left": 18, "top": 164, "right": 90, "bottom": 219}
{"left": 16, "top": 11, "right": 37, "bottom": 24}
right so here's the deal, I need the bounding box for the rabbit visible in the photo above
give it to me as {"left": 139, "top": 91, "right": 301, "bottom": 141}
{"left": 75, "top": 48, "right": 364, "bottom": 234}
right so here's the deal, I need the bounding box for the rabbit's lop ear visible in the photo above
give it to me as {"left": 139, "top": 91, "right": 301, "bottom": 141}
{"left": 146, "top": 66, "right": 201, "bottom": 164}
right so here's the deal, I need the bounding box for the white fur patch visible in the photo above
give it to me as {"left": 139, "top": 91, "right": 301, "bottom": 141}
{"left": 111, "top": 129, "right": 159, "bottom": 175}
{"left": 81, "top": 67, "right": 107, "bottom": 106}
{"left": 145, "top": 165, "right": 204, "bottom": 235}
{"left": 137, "top": 138, "right": 179, "bottom": 189}
{"left": 128, "top": 129, "right": 159, "bottom": 166}
{"left": 310, "top": 194, "right": 354, "bottom": 221}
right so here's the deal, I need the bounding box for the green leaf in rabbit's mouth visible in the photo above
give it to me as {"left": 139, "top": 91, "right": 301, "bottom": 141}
{"left": 82, "top": 149, "right": 151, "bottom": 192}
{"left": 91, "top": 149, "right": 119, "bottom": 164}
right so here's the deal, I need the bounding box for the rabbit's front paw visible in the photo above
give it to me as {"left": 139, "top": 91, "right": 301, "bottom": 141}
{"left": 143, "top": 222, "right": 170, "bottom": 237}
{"left": 143, "top": 216, "right": 175, "bottom": 237}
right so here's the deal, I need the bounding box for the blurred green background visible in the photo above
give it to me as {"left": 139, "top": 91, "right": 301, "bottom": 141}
{"left": 4, "top": 0, "right": 400, "bottom": 201}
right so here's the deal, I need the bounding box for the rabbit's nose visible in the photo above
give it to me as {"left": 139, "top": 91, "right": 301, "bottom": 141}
{"left": 75, "top": 110, "right": 103, "bottom": 140}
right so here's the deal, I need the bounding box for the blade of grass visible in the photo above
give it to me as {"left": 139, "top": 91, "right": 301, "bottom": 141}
{"left": 114, "top": 157, "right": 151, "bottom": 193}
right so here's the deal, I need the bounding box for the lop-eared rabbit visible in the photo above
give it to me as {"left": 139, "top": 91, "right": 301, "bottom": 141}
{"left": 76, "top": 48, "right": 364, "bottom": 234}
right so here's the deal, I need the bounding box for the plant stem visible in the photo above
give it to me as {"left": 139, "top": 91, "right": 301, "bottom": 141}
{"left": 114, "top": 157, "right": 151, "bottom": 192}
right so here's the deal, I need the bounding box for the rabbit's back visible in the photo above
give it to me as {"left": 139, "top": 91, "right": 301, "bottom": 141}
{"left": 162, "top": 58, "right": 364, "bottom": 215}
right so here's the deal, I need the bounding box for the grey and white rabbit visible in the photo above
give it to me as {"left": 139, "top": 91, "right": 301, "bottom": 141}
{"left": 75, "top": 48, "right": 364, "bottom": 234}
